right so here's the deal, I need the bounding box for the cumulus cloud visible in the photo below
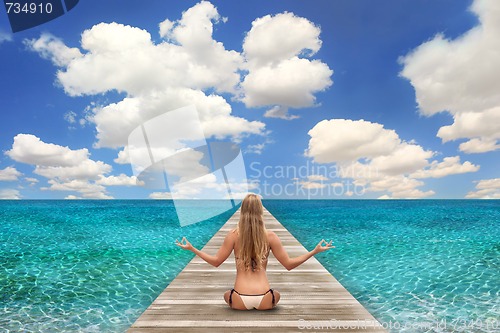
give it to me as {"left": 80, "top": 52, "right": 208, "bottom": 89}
{"left": 25, "top": 177, "right": 39, "bottom": 185}
{"left": 167, "top": 173, "right": 255, "bottom": 199}
{"left": 5, "top": 134, "right": 118, "bottom": 199}
{"left": 264, "top": 106, "right": 299, "bottom": 120}
{"left": 0, "top": 189, "right": 21, "bottom": 199}
{"left": 34, "top": 159, "right": 111, "bottom": 180}
{"left": 369, "top": 177, "right": 435, "bottom": 199}
{"left": 6, "top": 134, "right": 89, "bottom": 167}
{"left": 27, "top": 2, "right": 267, "bottom": 152}
{"left": 42, "top": 179, "right": 113, "bottom": 199}
{"left": 24, "top": 33, "right": 82, "bottom": 67}
{"left": 306, "top": 119, "right": 401, "bottom": 163}
{"left": 410, "top": 156, "right": 480, "bottom": 179}
{"left": 243, "top": 12, "right": 321, "bottom": 64}
{"left": 306, "top": 119, "right": 479, "bottom": 198}
{"left": 241, "top": 57, "right": 333, "bottom": 108}
{"left": 241, "top": 11, "right": 332, "bottom": 117}
{"left": 0, "top": 167, "right": 22, "bottom": 181}
{"left": 399, "top": 0, "right": 500, "bottom": 153}
{"left": 466, "top": 178, "right": 500, "bottom": 199}
{"left": 96, "top": 174, "right": 142, "bottom": 186}
{"left": 55, "top": 15, "right": 241, "bottom": 96}
{"left": 459, "top": 137, "right": 500, "bottom": 154}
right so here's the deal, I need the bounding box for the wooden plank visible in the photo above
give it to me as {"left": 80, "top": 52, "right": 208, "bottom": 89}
{"left": 128, "top": 207, "right": 387, "bottom": 332}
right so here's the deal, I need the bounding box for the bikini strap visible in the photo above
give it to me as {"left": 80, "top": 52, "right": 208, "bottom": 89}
{"left": 269, "top": 288, "right": 275, "bottom": 305}
{"left": 229, "top": 289, "right": 235, "bottom": 308}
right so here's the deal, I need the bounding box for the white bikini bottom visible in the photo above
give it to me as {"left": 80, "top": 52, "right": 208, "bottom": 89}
{"left": 229, "top": 288, "right": 275, "bottom": 310}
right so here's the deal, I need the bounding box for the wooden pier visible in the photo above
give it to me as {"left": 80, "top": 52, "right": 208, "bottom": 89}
{"left": 128, "top": 207, "right": 387, "bottom": 332}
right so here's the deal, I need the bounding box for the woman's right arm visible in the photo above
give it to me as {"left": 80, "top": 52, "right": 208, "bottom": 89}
{"left": 268, "top": 231, "right": 334, "bottom": 271}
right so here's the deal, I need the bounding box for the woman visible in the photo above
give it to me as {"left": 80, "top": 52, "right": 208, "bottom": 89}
{"left": 175, "top": 194, "right": 334, "bottom": 310}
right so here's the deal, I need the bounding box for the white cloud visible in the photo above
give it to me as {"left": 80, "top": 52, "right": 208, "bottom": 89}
{"left": 26, "top": 2, "right": 267, "bottom": 155}
{"left": 466, "top": 178, "right": 500, "bottom": 199}
{"left": 0, "top": 167, "right": 22, "bottom": 181}
{"left": 90, "top": 88, "right": 264, "bottom": 149}
{"left": 43, "top": 179, "right": 113, "bottom": 199}
{"left": 169, "top": 173, "right": 217, "bottom": 199}
{"left": 244, "top": 136, "right": 273, "bottom": 155}
{"left": 96, "top": 174, "right": 142, "bottom": 186}
{"left": 149, "top": 192, "right": 172, "bottom": 199}
{"left": 459, "top": 137, "right": 500, "bottom": 153}
{"left": 34, "top": 159, "right": 111, "bottom": 181}
{"left": 25, "top": 177, "right": 39, "bottom": 185}
{"left": 25, "top": 2, "right": 336, "bottom": 163}
{"left": 245, "top": 143, "right": 265, "bottom": 155}
{"left": 306, "top": 118, "right": 479, "bottom": 198}
{"left": 158, "top": 19, "right": 174, "bottom": 39}
{"left": 437, "top": 108, "right": 500, "bottom": 153}
{"left": 369, "top": 176, "right": 435, "bottom": 199}
{"left": 368, "top": 143, "right": 434, "bottom": 176}
{"left": 0, "top": 189, "right": 21, "bottom": 200}
{"left": 241, "top": 57, "right": 332, "bottom": 108}
{"left": 306, "top": 119, "right": 401, "bottom": 163}
{"left": 167, "top": 173, "right": 254, "bottom": 199}
{"left": 264, "top": 106, "right": 299, "bottom": 120}
{"left": 24, "top": 33, "right": 82, "bottom": 67}
{"left": 114, "top": 147, "right": 130, "bottom": 164}
{"left": 31, "top": 3, "right": 241, "bottom": 96}
{"left": 243, "top": 12, "right": 322, "bottom": 66}
{"left": 298, "top": 181, "right": 327, "bottom": 190}
{"left": 307, "top": 174, "right": 328, "bottom": 181}
{"left": 410, "top": 156, "right": 480, "bottom": 179}
{"left": 64, "top": 111, "right": 77, "bottom": 124}
{"left": 399, "top": 0, "right": 500, "bottom": 153}
{"left": 6, "top": 134, "right": 113, "bottom": 199}
{"left": 6, "top": 134, "right": 89, "bottom": 167}
{"left": 0, "top": 31, "right": 13, "bottom": 44}
{"left": 241, "top": 11, "right": 332, "bottom": 114}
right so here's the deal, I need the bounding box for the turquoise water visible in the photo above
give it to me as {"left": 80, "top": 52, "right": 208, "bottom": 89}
{"left": 265, "top": 200, "right": 500, "bottom": 333}
{"left": 0, "top": 200, "right": 498, "bottom": 332}
{"left": 0, "top": 200, "right": 236, "bottom": 332}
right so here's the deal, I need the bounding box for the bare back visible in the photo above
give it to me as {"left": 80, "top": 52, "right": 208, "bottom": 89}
{"left": 231, "top": 229, "right": 272, "bottom": 294}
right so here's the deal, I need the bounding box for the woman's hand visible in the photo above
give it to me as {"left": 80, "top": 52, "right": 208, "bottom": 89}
{"left": 175, "top": 236, "right": 194, "bottom": 251}
{"left": 314, "top": 239, "right": 334, "bottom": 253}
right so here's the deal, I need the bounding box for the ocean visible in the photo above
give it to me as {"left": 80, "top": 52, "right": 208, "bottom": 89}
{"left": 0, "top": 200, "right": 498, "bottom": 332}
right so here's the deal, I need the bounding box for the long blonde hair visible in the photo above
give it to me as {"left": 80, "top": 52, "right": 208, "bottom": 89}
{"left": 236, "top": 194, "right": 268, "bottom": 271}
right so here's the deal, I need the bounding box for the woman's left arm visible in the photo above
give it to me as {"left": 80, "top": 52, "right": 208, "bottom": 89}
{"left": 176, "top": 231, "right": 235, "bottom": 267}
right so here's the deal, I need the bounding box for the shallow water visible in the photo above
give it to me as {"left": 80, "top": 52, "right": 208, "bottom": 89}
{"left": 0, "top": 200, "right": 234, "bottom": 332}
{"left": 264, "top": 200, "right": 500, "bottom": 333}
{"left": 0, "top": 199, "right": 498, "bottom": 332}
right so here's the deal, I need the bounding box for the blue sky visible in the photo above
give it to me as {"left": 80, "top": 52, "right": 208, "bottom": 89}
{"left": 0, "top": 0, "right": 498, "bottom": 199}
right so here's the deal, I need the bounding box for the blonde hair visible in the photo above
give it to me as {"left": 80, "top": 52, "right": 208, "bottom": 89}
{"left": 236, "top": 194, "right": 269, "bottom": 271}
